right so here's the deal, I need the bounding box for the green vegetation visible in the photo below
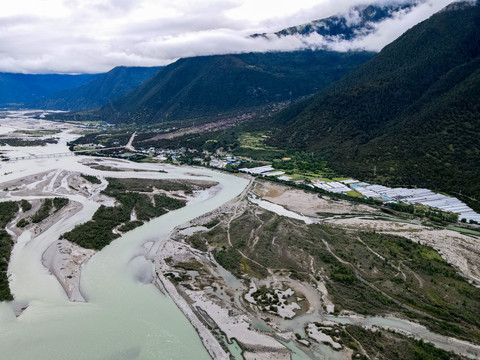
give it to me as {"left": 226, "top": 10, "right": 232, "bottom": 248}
{"left": 95, "top": 50, "right": 372, "bottom": 125}
{"left": 175, "top": 259, "right": 204, "bottom": 272}
{"left": 337, "top": 325, "right": 464, "bottom": 360}
{"left": 63, "top": 193, "right": 167, "bottom": 249}
{"left": 31, "top": 199, "right": 54, "bottom": 223}
{"left": 0, "top": 230, "right": 14, "bottom": 301}
{"left": 389, "top": 202, "right": 459, "bottom": 223}
{"left": 214, "top": 247, "right": 243, "bottom": 277}
{"left": 31, "top": 198, "right": 68, "bottom": 223}
{"left": 68, "top": 131, "right": 131, "bottom": 150}
{"left": 0, "top": 138, "right": 58, "bottom": 147}
{"left": 238, "top": 132, "right": 278, "bottom": 151}
{"left": 61, "top": 178, "right": 192, "bottom": 250}
{"left": 89, "top": 165, "right": 124, "bottom": 172}
{"left": 13, "top": 129, "right": 60, "bottom": 135}
{"left": 80, "top": 174, "right": 101, "bottom": 184}
{"left": 20, "top": 200, "right": 32, "bottom": 212}
{"left": 326, "top": 230, "right": 480, "bottom": 341}
{"left": 270, "top": 3, "right": 480, "bottom": 205}
{"left": 0, "top": 72, "right": 96, "bottom": 106}
{"left": 105, "top": 177, "right": 200, "bottom": 194}
{"left": 53, "top": 197, "right": 69, "bottom": 211}
{"left": 0, "top": 201, "right": 19, "bottom": 301}
{"left": 190, "top": 204, "right": 480, "bottom": 344}
{"left": 16, "top": 218, "right": 29, "bottom": 228}
{"left": 153, "top": 194, "right": 185, "bottom": 211}
{"left": 29, "top": 66, "right": 162, "bottom": 111}
{"left": 189, "top": 236, "right": 208, "bottom": 252}
{"left": 204, "top": 218, "right": 221, "bottom": 229}
{"left": 117, "top": 221, "right": 143, "bottom": 233}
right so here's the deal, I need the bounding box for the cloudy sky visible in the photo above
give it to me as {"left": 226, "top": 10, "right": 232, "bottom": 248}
{"left": 0, "top": 0, "right": 460, "bottom": 74}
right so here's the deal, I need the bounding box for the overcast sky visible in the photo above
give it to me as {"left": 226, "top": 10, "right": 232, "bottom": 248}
{"left": 0, "top": 0, "right": 460, "bottom": 74}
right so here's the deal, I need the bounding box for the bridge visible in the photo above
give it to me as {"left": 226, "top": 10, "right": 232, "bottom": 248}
{"left": 7, "top": 146, "right": 127, "bottom": 162}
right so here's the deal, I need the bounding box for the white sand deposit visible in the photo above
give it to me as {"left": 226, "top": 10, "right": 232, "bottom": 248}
{"left": 306, "top": 323, "right": 342, "bottom": 350}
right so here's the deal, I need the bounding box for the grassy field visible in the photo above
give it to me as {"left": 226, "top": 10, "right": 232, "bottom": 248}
{"left": 238, "top": 132, "right": 278, "bottom": 150}
{"left": 73, "top": 146, "right": 96, "bottom": 151}
{"left": 346, "top": 190, "right": 364, "bottom": 198}
{"left": 337, "top": 324, "right": 464, "bottom": 360}
{"left": 187, "top": 203, "right": 480, "bottom": 345}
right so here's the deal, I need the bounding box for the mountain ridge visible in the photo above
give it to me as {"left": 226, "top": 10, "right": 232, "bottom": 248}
{"left": 95, "top": 50, "right": 374, "bottom": 125}
{"left": 251, "top": 1, "right": 422, "bottom": 43}
{"left": 270, "top": 0, "right": 480, "bottom": 201}
{"left": 0, "top": 73, "right": 98, "bottom": 106}
{"left": 27, "top": 66, "right": 163, "bottom": 111}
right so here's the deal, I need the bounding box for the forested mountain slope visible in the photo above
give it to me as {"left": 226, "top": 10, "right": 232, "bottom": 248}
{"left": 28, "top": 66, "right": 162, "bottom": 111}
{"left": 271, "top": 1, "right": 480, "bottom": 202}
{"left": 0, "top": 73, "right": 97, "bottom": 106}
{"left": 96, "top": 50, "right": 373, "bottom": 124}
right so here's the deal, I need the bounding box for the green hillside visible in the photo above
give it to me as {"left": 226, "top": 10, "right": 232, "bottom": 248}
{"left": 96, "top": 50, "right": 373, "bottom": 124}
{"left": 271, "top": 1, "right": 480, "bottom": 203}
{"left": 28, "top": 66, "right": 162, "bottom": 111}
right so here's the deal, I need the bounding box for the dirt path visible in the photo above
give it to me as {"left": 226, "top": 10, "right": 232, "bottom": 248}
{"left": 125, "top": 132, "right": 136, "bottom": 151}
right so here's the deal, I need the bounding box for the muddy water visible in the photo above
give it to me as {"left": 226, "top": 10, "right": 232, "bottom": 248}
{"left": 0, "top": 113, "right": 249, "bottom": 359}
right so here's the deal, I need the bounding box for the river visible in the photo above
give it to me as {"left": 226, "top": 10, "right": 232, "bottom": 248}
{"left": 0, "top": 113, "right": 249, "bottom": 359}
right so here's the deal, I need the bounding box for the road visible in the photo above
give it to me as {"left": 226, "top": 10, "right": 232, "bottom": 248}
{"left": 125, "top": 132, "right": 136, "bottom": 152}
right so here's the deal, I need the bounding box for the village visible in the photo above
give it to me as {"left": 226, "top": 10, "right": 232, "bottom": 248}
{"left": 71, "top": 136, "right": 480, "bottom": 225}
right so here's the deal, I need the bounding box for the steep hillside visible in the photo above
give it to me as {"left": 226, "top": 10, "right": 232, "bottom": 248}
{"left": 271, "top": 1, "right": 480, "bottom": 201}
{"left": 28, "top": 66, "right": 162, "bottom": 111}
{"left": 0, "top": 73, "right": 97, "bottom": 106}
{"left": 97, "top": 50, "right": 373, "bottom": 124}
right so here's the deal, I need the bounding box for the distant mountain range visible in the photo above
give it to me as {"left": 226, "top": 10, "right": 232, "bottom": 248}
{"left": 95, "top": 50, "right": 373, "bottom": 124}
{"left": 28, "top": 66, "right": 162, "bottom": 111}
{"left": 4, "top": 0, "right": 478, "bottom": 207}
{"left": 271, "top": 0, "right": 480, "bottom": 203}
{"left": 0, "top": 73, "right": 97, "bottom": 106}
{"left": 251, "top": 1, "right": 422, "bottom": 43}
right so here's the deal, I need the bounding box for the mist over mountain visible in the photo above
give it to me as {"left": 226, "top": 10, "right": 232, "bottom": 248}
{"left": 28, "top": 66, "right": 162, "bottom": 111}
{"left": 271, "top": 0, "right": 480, "bottom": 201}
{"left": 252, "top": 1, "right": 422, "bottom": 42}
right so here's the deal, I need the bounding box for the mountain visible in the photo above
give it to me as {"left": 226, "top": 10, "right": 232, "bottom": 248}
{"left": 96, "top": 50, "right": 373, "bottom": 124}
{"left": 0, "top": 73, "right": 97, "bottom": 107}
{"left": 271, "top": 1, "right": 480, "bottom": 203}
{"left": 252, "top": 1, "right": 421, "bottom": 42}
{"left": 28, "top": 66, "right": 162, "bottom": 111}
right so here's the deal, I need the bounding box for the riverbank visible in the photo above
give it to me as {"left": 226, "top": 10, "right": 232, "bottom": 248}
{"left": 0, "top": 112, "right": 251, "bottom": 359}
{"left": 154, "top": 178, "right": 480, "bottom": 359}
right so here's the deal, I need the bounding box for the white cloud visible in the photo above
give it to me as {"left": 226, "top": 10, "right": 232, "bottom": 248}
{"left": 322, "top": 0, "right": 461, "bottom": 52}
{"left": 0, "top": 0, "right": 463, "bottom": 74}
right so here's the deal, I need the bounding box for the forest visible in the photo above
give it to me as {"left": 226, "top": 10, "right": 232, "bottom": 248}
{"left": 61, "top": 178, "right": 188, "bottom": 250}
{"left": 0, "top": 202, "right": 19, "bottom": 301}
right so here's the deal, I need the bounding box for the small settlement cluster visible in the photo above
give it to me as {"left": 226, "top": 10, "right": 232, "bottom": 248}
{"left": 240, "top": 165, "right": 480, "bottom": 224}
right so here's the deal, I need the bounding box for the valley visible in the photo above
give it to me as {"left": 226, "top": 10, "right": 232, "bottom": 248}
{"left": 1, "top": 111, "right": 480, "bottom": 359}
{"left": 1, "top": 1, "right": 480, "bottom": 359}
